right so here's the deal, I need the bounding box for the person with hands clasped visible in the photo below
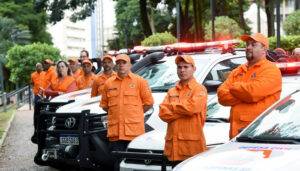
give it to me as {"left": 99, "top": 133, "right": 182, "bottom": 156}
{"left": 159, "top": 55, "right": 207, "bottom": 167}
{"left": 100, "top": 54, "right": 154, "bottom": 171}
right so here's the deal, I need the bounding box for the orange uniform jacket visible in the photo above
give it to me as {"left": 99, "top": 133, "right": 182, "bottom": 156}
{"left": 159, "top": 78, "right": 207, "bottom": 161}
{"left": 76, "top": 73, "right": 96, "bottom": 90}
{"left": 217, "top": 59, "right": 282, "bottom": 138}
{"left": 100, "top": 72, "right": 154, "bottom": 141}
{"left": 31, "top": 71, "right": 46, "bottom": 95}
{"left": 44, "top": 66, "right": 57, "bottom": 88}
{"left": 46, "top": 76, "right": 78, "bottom": 97}
{"left": 73, "top": 68, "right": 83, "bottom": 79}
{"left": 91, "top": 72, "right": 116, "bottom": 97}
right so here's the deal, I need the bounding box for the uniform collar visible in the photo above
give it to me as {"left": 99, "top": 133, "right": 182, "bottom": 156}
{"left": 176, "top": 77, "right": 197, "bottom": 90}
{"left": 101, "top": 71, "right": 115, "bottom": 77}
{"left": 241, "top": 58, "right": 268, "bottom": 71}
{"left": 116, "top": 71, "right": 134, "bottom": 80}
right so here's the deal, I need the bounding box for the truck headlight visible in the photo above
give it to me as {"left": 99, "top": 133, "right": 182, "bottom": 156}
{"left": 101, "top": 115, "right": 108, "bottom": 128}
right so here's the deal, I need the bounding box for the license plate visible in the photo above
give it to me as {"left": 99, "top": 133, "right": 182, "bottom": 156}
{"left": 60, "top": 135, "right": 79, "bottom": 145}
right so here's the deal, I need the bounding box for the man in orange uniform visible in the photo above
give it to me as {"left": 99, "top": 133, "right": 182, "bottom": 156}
{"left": 31, "top": 63, "right": 45, "bottom": 98}
{"left": 76, "top": 59, "right": 96, "bottom": 90}
{"left": 68, "top": 57, "right": 83, "bottom": 78}
{"left": 217, "top": 33, "right": 282, "bottom": 138}
{"left": 100, "top": 54, "right": 154, "bottom": 170}
{"left": 91, "top": 55, "right": 115, "bottom": 97}
{"left": 31, "top": 62, "right": 46, "bottom": 143}
{"left": 42, "top": 59, "right": 57, "bottom": 88}
{"left": 159, "top": 55, "right": 207, "bottom": 167}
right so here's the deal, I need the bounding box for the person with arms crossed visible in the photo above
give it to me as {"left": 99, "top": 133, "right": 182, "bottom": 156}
{"left": 159, "top": 55, "right": 207, "bottom": 167}
{"left": 217, "top": 33, "right": 282, "bottom": 138}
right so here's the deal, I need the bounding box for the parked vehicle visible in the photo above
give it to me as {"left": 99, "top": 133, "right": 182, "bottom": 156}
{"left": 34, "top": 40, "right": 247, "bottom": 170}
{"left": 174, "top": 86, "right": 300, "bottom": 171}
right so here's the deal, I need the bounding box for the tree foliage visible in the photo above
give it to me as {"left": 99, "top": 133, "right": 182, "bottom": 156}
{"left": 141, "top": 32, "right": 177, "bottom": 46}
{"left": 0, "top": 0, "right": 52, "bottom": 44}
{"left": 283, "top": 10, "right": 300, "bottom": 35}
{"left": 205, "top": 16, "right": 244, "bottom": 40}
{"left": 269, "top": 35, "right": 300, "bottom": 51}
{"left": 113, "top": 0, "right": 173, "bottom": 48}
{"left": 6, "top": 43, "right": 62, "bottom": 84}
{"left": 34, "top": 0, "right": 97, "bottom": 23}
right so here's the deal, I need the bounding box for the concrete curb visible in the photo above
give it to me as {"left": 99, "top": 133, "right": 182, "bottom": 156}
{"left": 0, "top": 109, "right": 17, "bottom": 148}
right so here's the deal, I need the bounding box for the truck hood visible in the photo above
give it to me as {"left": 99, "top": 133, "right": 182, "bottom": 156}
{"left": 55, "top": 96, "right": 104, "bottom": 114}
{"left": 50, "top": 88, "right": 91, "bottom": 103}
{"left": 128, "top": 122, "right": 229, "bottom": 150}
{"left": 174, "top": 142, "right": 300, "bottom": 171}
{"left": 55, "top": 92, "right": 167, "bottom": 114}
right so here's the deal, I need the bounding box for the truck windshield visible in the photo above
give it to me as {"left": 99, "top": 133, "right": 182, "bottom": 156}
{"left": 238, "top": 91, "right": 300, "bottom": 142}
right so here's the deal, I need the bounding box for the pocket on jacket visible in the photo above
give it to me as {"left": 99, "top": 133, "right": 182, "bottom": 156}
{"left": 178, "top": 140, "right": 205, "bottom": 156}
{"left": 123, "top": 90, "right": 139, "bottom": 105}
{"left": 107, "top": 121, "right": 119, "bottom": 137}
{"left": 107, "top": 90, "right": 119, "bottom": 106}
{"left": 178, "top": 133, "right": 202, "bottom": 141}
{"left": 164, "top": 140, "right": 172, "bottom": 156}
{"left": 124, "top": 117, "right": 144, "bottom": 136}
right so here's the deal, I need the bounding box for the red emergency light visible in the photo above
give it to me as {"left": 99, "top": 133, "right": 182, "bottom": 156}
{"left": 275, "top": 60, "right": 300, "bottom": 75}
{"left": 133, "top": 40, "right": 240, "bottom": 54}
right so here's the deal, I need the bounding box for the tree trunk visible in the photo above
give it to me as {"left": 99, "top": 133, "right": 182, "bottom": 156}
{"left": 180, "top": 0, "right": 190, "bottom": 41}
{"left": 238, "top": 0, "right": 248, "bottom": 33}
{"left": 265, "top": 0, "right": 275, "bottom": 36}
{"left": 192, "top": 0, "right": 204, "bottom": 41}
{"left": 295, "top": 0, "right": 300, "bottom": 10}
{"left": 139, "top": 0, "right": 152, "bottom": 37}
{"left": 147, "top": 6, "right": 156, "bottom": 34}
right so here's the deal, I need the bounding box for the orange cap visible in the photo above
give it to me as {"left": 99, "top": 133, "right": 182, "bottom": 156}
{"left": 82, "top": 59, "right": 92, "bottom": 65}
{"left": 240, "top": 33, "right": 269, "bottom": 48}
{"left": 175, "top": 55, "right": 195, "bottom": 67}
{"left": 44, "top": 59, "right": 54, "bottom": 64}
{"left": 102, "top": 55, "right": 114, "bottom": 62}
{"left": 116, "top": 54, "right": 130, "bottom": 63}
{"left": 68, "top": 57, "right": 79, "bottom": 63}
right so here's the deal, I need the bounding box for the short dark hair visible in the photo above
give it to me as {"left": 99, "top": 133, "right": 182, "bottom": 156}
{"left": 80, "top": 49, "right": 89, "bottom": 58}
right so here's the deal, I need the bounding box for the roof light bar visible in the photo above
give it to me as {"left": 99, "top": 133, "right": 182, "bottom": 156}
{"left": 276, "top": 61, "right": 300, "bottom": 75}
{"left": 133, "top": 39, "right": 240, "bottom": 54}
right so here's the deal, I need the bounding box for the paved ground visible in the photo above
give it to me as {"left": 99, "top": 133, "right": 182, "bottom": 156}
{"left": 0, "top": 104, "right": 57, "bottom": 171}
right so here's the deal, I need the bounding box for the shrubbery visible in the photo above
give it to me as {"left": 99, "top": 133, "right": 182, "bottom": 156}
{"left": 6, "top": 43, "right": 62, "bottom": 84}
{"left": 205, "top": 16, "right": 244, "bottom": 41}
{"left": 141, "top": 32, "right": 177, "bottom": 46}
{"left": 283, "top": 10, "right": 300, "bottom": 35}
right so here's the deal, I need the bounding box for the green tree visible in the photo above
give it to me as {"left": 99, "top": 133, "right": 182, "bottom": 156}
{"left": 283, "top": 10, "right": 300, "bottom": 35}
{"left": 0, "top": 0, "right": 52, "bottom": 44}
{"left": 114, "top": 0, "right": 173, "bottom": 48}
{"left": 34, "top": 0, "right": 97, "bottom": 23}
{"left": 205, "top": 16, "right": 244, "bottom": 40}
{"left": 6, "top": 43, "right": 62, "bottom": 85}
{"left": 0, "top": 16, "right": 32, "bottom": 91}
{"left": 141, "top": 32, "right": 177, "bottom": 46}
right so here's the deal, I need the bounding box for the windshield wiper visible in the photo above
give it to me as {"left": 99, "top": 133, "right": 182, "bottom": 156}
{"left": 151, "top": 87, "right": 169, "bottom": 92}
{"left": 236, "top": 136, "right": 300, "bottom": 144}
{"left": 206, "top": 118, "right": 229, "bottom": 123}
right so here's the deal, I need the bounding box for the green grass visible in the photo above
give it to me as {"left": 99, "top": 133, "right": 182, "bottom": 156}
{"left": 0, "top": 108, "right": 16, "bottom": 139}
